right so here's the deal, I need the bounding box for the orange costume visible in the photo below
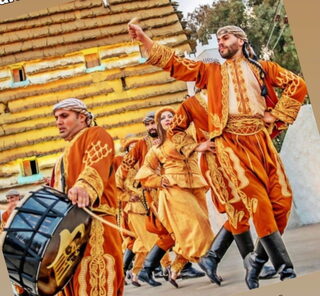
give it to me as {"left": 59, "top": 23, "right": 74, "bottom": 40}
{"left": 53, "top": 126, "right": 124, "bottom": 296}
{"left": 134, "top": 133, "right": 214, "bottom": 262}
{"left": 147, "top": 43, "right": 307, "bottom": 239}
{"left": 116, "top": 135, "right": 174, "bottom": 251}
{"left": 144, "top": 39, "right": 307, "bottom": 287}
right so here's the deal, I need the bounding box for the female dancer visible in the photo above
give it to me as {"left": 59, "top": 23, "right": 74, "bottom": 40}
{"left": 135, "top": 107, "right": 218, "bottom": 287}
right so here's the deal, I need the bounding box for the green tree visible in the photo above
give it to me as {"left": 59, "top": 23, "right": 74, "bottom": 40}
{"left": 182, "top": 0, "right": 308, "bottom": 151}
{"left": 184, "top": 0, "right": 302, "bottom": 74}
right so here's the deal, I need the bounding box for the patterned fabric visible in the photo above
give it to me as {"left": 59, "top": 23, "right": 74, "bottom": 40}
{"left": 54, "top": 126, "right": 124, "bottom": 296}
{"left": 53, "top": 98, "right": 95, "bottom": 126}
{"left": 216, "top": 25, "right": 248, "bottom": 42}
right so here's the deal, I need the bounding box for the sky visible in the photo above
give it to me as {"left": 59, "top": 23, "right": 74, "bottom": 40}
{"left": 175, "top": 0, "right": 214, "bottom": 18}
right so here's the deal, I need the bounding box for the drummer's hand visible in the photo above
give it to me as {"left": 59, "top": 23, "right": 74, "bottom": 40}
{"left": 68, "top": 186, "right": 90, "bottom": 208}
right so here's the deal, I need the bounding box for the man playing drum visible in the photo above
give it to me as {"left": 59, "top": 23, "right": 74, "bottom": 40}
{"left": 52, "top": 98, "right": 124, "bottom": 296}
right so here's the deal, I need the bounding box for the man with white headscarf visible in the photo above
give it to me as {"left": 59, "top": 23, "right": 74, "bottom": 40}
{"left": 52, "top": 98, "right": 124, "bottom": 296}
{"left": 127, "top": 24, "right": 307, "bottom": 290}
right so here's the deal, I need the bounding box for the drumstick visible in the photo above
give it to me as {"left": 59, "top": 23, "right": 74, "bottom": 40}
{"left": 83, "top": 208, "right": 136, "bottom": 238}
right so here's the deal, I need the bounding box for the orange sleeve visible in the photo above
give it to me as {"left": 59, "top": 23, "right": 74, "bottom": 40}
{"left": 73, "top": 127, "right": 115, "bottom": 207}
{"left": 262, "top": 61, "right": 307, "bottom": 124}
{"left": 147, "top": 42, "right": 211, "bottom": 89}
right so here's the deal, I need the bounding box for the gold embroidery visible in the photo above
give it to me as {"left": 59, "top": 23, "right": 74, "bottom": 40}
{"left": 225, "top": 203, "right": 245, "bottom": 229}
{"left": 241, "top": 196, "right": 259, "bottom": 217}
{"left": 210, "top": 113, "right": 222, "bottom": 129}
{"left": 276, "top": 69, "right": 301, "bottom": 97}
{"left": 83, "top": 141, "right": 112, "bottom": 167}
{"left": 215, "top": 139, "right": 256, "bottom": 220}
{"left": 210, "top": 62, "right": 229, "bottom": 139}
{"left": 266, "top": 132, "right": 292, "bottom": 197}
{"left": 79, "top": 257, "right": 89, "bottom": 295}
{"left": 122, "top": 153, "right": 136, "bottom": 172}
{"left": 225, "top": 114, "right": 265, "bottom": 135}
{"left": 174, "top": 55, "right": 201, "bottom": 71}
{"left": 204, "top": 152, "right": 228, "bottom": 206}
{"left": 76, "top": 166, "right": 104, "bottom": 204}
{"left": 270, "top": 94, "right": 302, "bottom": 124}
{"left": 195, "top": 92, "right": 209, "bottom": 113}
{"left": 80, "top": 220, "right": 116, "bottom": 296}
{"left": 227, "top": 58, "right": 252, "bottom": 114}
{"left": 148, "top": 43, "right": 175, "bottom": 68}
{"left": 168, "top": 114, "right": 185, "bottom": 136}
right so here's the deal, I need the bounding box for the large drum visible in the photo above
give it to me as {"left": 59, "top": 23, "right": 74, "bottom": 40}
{"left": 1, "top": 186, "right": 92, "bottom": 296}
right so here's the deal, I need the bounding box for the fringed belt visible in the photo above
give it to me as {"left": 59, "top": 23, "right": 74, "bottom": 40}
{"left": 224, "top": 114, "right": 265, "bottom": 135}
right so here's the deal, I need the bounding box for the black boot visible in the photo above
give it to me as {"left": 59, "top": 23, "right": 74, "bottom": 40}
{"left": 178, "top": 262, "right": 205, "bottom": 279}
{"left": 233, "top": 231, "right": 254, "bottom": 259}
{"left": 198, "top": 226, "right": 234, "bottom": 285}
{"left": 123, "top": 249, "right": 135, "bottom": 276}
{"left": 234, "top": 231, "right": 276, "bottom": 286}
{"left": 243, "top": 242, "right": 269, "bottom": 289}
{"left": 259, "top": 231, "right": 296, "bottom": 281}
{"left": 244, "top": 231, "right": 296, "bottom": 290}
{"left": 257, "top": 240, "right": 277, "bottom": 280}
{"left": 138, "top": 245, "right": 166, "bottom": 287}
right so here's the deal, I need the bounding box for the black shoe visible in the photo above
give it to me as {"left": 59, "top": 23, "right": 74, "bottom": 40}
{"left": 123, "top": 249, "right": 135, "bottom": 276}
{"left": 178, "top": 262, "right": 205, "bottom": 279}
{"left": 244, "top": 252, "right": 268, "bottom": 289}
{"left": 167, "top": 266, "right": 179, "bottom": 288}
{"left": 198, "top": 254, "right": 221, "bottom": 285}
{"left": 198, "top": 226, "right": 234, "bottom": 285}
{"left": 259, "top": 232, "right": 296, "bottom": 281}
{"left": 259, "top": 265, "right": 277, "bottom": 279}
{"left": 138, "top": 245, "right": 167, "bottom": 287}
{"left": 280, "top": 268, "right": 296, "bottom": 281}
{"left": 154, "top": 264, "right": 163, "bottom": 278}
{"left": 131, "top": 279, "right": 142, "bottom": 287}
{"left": 138, "top": 268, "right": 162, "bottom": 286}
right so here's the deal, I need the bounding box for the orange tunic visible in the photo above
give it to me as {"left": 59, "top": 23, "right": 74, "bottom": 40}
{"left": 170, "top": 94, "right": 251, "bottom": 234}
{"left": 148, "top": 43, "right": 307, "bottom": 238}
{"left": 54, "top": 126, "right": 124, "bottom": 296}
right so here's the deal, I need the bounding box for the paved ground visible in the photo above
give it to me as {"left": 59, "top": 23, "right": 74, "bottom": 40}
{"left": 124, "top": 223, "right": 320, "bottom": 296}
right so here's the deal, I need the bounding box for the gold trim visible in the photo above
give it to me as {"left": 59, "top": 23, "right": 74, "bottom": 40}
{"left": 225, "top": 114, "right": 265, "bottom": 135}
{"left": 78, "top": 220, "right": 116, "bottom": 296}
{"left": 83, "top": 140, "right": 112, "bottom": 167}
{"left": 270, "top": 94, "right": 302, "bottom": 124}
{"left": 148, "top": 43, "right": 175, "bottom": 68}
{"left": 76, "top": 166, "right": 103, "bottom": 205}
{"left": 210, "top": 62, "right": 229, "bottom": 138}
{"left": 195, "top": 92, "right": 209, "bottom": 113}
